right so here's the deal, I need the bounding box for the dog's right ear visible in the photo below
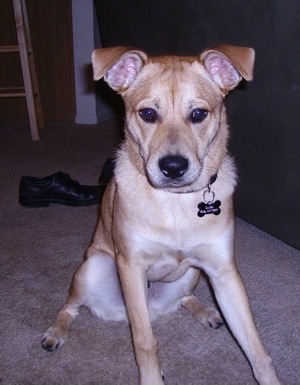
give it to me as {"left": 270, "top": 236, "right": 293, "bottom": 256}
{"left": 92, "top": 47, "right": 148, "bottom": 92}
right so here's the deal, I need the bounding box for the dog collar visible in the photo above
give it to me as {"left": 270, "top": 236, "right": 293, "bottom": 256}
{"left": 197, "top": 172, "right": 221, "bottom": 217}
{"left": 209, "top": 172, "right": 218, "bottom": 186}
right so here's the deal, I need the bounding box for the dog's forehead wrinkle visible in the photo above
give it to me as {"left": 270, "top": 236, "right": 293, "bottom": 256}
{"left": 188, "top": 97, "right": 211, "bottom": 110}
{"left": 147, "top": 56, "right": 197, "bottom": 83}
{"left": 136, "top": 96, "right": 160, "bottom": 108}
{"left": 128, "top": 59, "right": 219, "bottom": 112}
{"left": 149, "top": 54, "right": 195, "bottom": 67}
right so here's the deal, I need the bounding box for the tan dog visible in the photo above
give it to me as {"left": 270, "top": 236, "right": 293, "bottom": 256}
{"left": 42, "top": 45, "right": 281, "bottom": 385}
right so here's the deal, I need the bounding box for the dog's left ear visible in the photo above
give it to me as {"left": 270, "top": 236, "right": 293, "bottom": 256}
{"left": 92, "top": 47, "right": 148, "bottom": 92}
{"left": 201, "top": 45, "right": 255, "bottom": 92}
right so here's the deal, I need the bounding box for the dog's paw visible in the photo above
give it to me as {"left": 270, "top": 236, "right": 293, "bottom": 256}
{"left": 181, "top": 296, "right": 224, "bottom": 329}
{"left": 41, "top": 326, "right": 68, "bottom": 352}
{"left": 202, "top": 308, "right": 224, "bottom": 329}
{"left": 192, "top": 306, "right": 224, "bottom": 329}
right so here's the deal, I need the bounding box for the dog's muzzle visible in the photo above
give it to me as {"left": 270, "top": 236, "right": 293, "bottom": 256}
{"left": 146, "top": 154, "right": 202, "bottom": 192}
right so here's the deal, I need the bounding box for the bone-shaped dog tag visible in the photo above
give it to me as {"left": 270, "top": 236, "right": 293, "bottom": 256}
{"left": 197, "top": 187, "right": 221, "bottom": 217}
{"left": 197, "top": 200, "right": 221, "bottom": 217}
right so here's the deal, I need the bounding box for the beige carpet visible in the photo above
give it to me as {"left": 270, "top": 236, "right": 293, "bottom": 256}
{"left": 0, "top": 121, "right": 299, "bottom": 385}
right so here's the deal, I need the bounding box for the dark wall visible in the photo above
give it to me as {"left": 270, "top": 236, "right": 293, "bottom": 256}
{"left": 95, "top": 0, "right": 300, "bottom": 250}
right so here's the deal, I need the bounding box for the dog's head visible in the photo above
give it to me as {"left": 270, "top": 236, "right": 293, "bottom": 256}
{"left": 92, "top": 45, "right": 254, "bottom": 193}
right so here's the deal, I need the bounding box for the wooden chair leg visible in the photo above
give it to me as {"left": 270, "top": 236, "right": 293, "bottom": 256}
{"left": 13, "top": 0, "right": 44, "bottom": 140}
{"left": 0, "top": 0, "right": 44, "bottom": 140}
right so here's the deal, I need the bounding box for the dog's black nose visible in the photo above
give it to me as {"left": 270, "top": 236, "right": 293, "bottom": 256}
{"left": 159, "top": 155, "right": 189, "bottom": 179}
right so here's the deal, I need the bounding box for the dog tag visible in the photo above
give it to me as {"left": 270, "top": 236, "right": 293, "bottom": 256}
{"left": 197, "top": 200, "right": 221, "bottom": 217}
{"left": 197, "top": 187, "right": 221, "bottom": 217}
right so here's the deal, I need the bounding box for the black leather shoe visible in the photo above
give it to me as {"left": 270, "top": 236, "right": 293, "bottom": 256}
{"left": 19, "top": 172, "right": 105, "bottom": 207}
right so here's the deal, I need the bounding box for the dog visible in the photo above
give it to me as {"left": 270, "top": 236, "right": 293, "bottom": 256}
{"left": 41, "top": 45, "right": 281, "bottom": 385}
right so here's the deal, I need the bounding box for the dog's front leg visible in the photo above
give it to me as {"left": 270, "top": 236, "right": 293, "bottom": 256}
{"left": 117, "top": 254, "right": 164, "bottom": 385}
{"left": 208, "top": 260, "right": 281, "bottom": 385}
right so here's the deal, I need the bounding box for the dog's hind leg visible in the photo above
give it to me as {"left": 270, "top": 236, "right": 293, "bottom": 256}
{"left": 41, "top": 252, "right": 127, "bottom": 351}
{"left": 41, "top": 299, "right": 79, "bottom": 351}
{"left": 41, "top": 269, "right": 87, "bottom": 352}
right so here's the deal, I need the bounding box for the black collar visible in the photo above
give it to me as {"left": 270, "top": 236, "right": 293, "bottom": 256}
{"left": 209, "top": 172, "right": 218, "bottom": 186}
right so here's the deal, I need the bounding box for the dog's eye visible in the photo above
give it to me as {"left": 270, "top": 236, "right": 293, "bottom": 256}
{"left": 191, "top": 109, "right": 208, "bottom": 123}
{"left": 139, "top": 108, "right": 157, "bottom": 123}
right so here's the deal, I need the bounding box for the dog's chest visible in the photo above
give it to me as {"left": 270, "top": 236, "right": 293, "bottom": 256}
{"left": 114, "top": 176, "right": 232, "bottom": 281}
{"left": 145, "top": 249, "right": 196, "bottom": 281}
{"left": 130, "top": 214, "right": 219, "bottom": 282}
